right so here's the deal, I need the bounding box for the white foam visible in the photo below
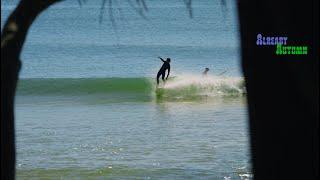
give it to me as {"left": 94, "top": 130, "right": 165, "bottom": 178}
{"left": 165, "top": 74, "right": 241, "bottom": 88}
{"left": 152, "top": 74, "right": 246, "bottom": 100}
{"left": 162, "top": 74, "right": 245, "bottom": 96}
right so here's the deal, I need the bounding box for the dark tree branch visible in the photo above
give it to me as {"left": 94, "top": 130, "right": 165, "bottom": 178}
{"left": 183, "top": 0, "right": 193, "bottom": 18}
{"left": 114, "top": 0, "right": 126, "bottom": 22}
{"left": 77, "top": 0, "right": 82, "bottom": 7}
{"left": 1, "top": 0, "right": 62, "bottom": 179}
{"left": 99, "top": 0, "right": 107, "bottom": 24}
{"left": 108, "top": 0, "right": 117, "bottom": 28}
{"left": 126, "top": 0, "right": 148, "bottom": 20}
{"left": 140, "top": 0, "right": 148, "bottom": 12}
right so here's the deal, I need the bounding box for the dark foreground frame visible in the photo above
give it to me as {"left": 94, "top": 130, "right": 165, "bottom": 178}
{"left": 238, "top": 0, "right": 319, "bottom": 179}
{"left": 1, "top": 0, "right": 319, "bottom": 179}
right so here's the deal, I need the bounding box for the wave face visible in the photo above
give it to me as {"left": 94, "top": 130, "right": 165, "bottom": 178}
{"left": 17, "top": 76, "right": 245, "bottom": 103}
{"left": 17, "top": 78, "right": 152, "bottom": 95}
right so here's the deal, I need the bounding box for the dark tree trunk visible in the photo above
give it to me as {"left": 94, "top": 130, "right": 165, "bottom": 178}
{"left": 1, "top": 1, "right": 61, "bottom": 179}
{"left": 238, "top": 0, "right": 319, "bottom": 179}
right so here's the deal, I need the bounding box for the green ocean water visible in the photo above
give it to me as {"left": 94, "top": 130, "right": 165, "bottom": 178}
{"left": 15, "top": 77, "right": 251, "bottom": 179}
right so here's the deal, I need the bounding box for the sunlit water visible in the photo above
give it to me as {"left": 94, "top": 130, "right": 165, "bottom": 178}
{"left": 2, "top": 0, "right": 251, "bottom": 179}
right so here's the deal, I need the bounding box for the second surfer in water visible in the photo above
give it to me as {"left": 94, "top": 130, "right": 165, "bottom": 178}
{"left": 157, "top": 57, "right": 171, "bottom": 86}
{"left": 203, "top": 67, "right": 210, "bottom": 76}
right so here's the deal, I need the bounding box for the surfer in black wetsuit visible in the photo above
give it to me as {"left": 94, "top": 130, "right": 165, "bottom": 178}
{"left": 203, "top": 67, "right": 210, "bottom": 76}
{"left": 156, "top": 57, "right": 171, "bottom": 85}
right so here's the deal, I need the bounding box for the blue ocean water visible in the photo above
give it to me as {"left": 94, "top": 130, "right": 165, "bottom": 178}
{"left": 1, "top": 0, "right": 241, "bottom": 78}
{"left": 2, "top": 0, "right": 251, "bottom": 179}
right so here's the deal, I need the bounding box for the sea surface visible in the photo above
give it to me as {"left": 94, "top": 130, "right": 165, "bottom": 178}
{"left": 1, "top": 0, "right": 252, "bottom": 179}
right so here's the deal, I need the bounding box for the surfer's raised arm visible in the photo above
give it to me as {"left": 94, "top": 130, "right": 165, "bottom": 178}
{"left": 158, "top": 56, "right": 165, "bottom": 62}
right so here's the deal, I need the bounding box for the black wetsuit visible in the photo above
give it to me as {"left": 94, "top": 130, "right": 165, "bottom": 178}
{"left": 157, "top": 59, "right": 170, "bottom": 85}
{"left": 203, "top": 70, "right": 209, "bottom": 76}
